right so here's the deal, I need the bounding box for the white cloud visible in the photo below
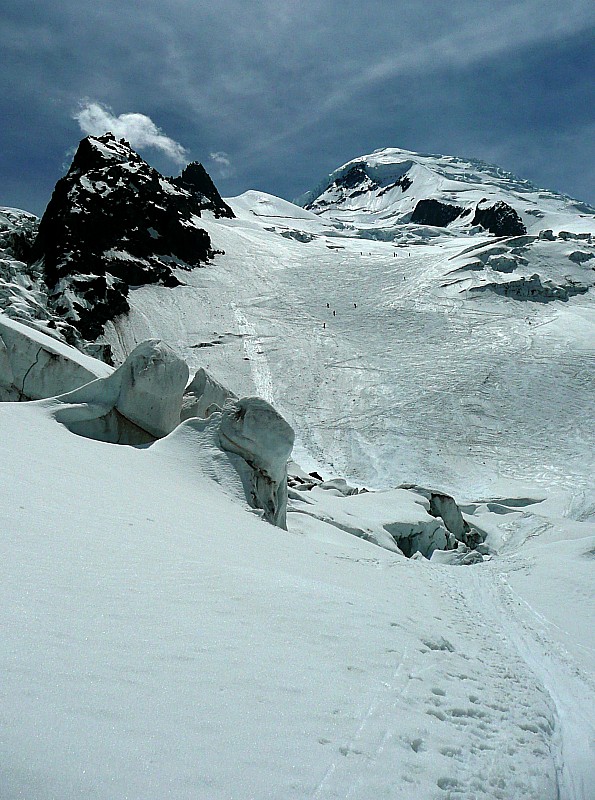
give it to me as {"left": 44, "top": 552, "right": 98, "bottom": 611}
{"left": 209, "top": 151, "right": 233, "bottom": 178}
{"left": 73, "top": 101, "right": 188, "bottom": 164}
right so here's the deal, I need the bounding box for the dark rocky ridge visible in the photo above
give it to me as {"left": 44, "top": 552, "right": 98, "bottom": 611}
{"left": 335, "top": 163, "right": 379, "bottom": 192}
{"left": 30, "top": 133, "right": 218, "bottom": 340}
{"left": 378, "top": 174, "right": 413, "bottom": 196}
{"left": 171, "top": 162, "right": 234, "bottom": 218}
{"left": 472, "top": 200, "right": 526, "bottom": 237}
{"left": 410, "top": 199, "right": 465, "bottom": 227}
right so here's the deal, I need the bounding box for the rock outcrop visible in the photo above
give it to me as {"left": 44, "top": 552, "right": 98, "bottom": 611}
{"left": 410, "top": 199, "right": 465, "bottom": 227}
{"left": 171, "top": 162, "right": 234, "bottom": 219}
{"left": 30, "top": 133, "right": 216, "bottom": 339}
{"left": 472, "top": 201, "right": 526, "bottom": 237}
{"left": 305, "top": 163, "right": 380, "bottom": 208}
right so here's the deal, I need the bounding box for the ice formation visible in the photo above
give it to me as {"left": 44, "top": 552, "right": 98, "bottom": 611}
{"left": 218, "top": 396, "right": 295, "bottom": 529}
{"left": 52, "top": 339, "right": 188, "bottom": 444}
{"left": 181, "top": 366, "right": 237, "bottom": 421}
{"left": 0, "top": 312, "right": 111, "bottom": 401}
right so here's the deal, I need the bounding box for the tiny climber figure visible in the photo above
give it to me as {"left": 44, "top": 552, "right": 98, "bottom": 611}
{"left": 333, "top": 310, "right": 336, "bottom": 316}
{"left": 354, "top": 303, "right": 357, "bottom": 308}
{"left": 323, "top": 322, "right": 326, "bottom": 329}
{"left": 326, "top": 302, "right": 330, "bottom": 308}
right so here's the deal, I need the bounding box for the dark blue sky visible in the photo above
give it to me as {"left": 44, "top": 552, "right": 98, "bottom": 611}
{"left": 1, "top": 0, "right": 594, "bottom": 216}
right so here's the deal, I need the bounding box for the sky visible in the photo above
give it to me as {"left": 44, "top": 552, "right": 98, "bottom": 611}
{"left": 1, "top": 0, "right": 594, "bottom": 216}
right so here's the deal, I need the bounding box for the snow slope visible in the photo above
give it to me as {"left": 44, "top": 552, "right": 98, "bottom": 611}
{"left": 103, "top": 191, "right": 595, "bottom": 498}
{"left": 2, "top": 397, "right": 594, "bottom": 799}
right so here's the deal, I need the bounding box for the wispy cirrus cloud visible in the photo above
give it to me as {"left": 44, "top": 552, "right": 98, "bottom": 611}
{"left": 73, "top": 101, "right": 188, "bottom": 164}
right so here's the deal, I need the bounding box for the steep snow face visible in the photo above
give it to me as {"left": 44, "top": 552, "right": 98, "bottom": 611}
{"left": 300, "top": 147, "right": 595, "bottom": 240}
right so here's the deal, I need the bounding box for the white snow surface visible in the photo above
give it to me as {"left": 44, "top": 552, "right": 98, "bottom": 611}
{"left": 300, "top": 147, "right": 595, "bottom": 238}
{"left": 2, "top": 397, "right": 594, "bottom": 799}
{"left": 104, "top": 190, "right": 595, "bottom": 498}
{"left": 3, "top": 151, "right": 595, "bottom": 798}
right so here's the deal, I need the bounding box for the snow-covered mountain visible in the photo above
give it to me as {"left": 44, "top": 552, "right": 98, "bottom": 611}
{"left": 1, "top": 140, "right": 594, "bottom": 799}
{"left": 298, "top": 146, "right": 595, "bottom": 240}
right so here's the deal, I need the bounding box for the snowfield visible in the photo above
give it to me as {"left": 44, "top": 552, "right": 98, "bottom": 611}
{"left": 2, "top": 148, "right": 595, "bottom": 799}
{"left": 2, "top": 398, "right": 594, "bottom": 799}
{"left": 105, "top": 192, "right": 595, "bottom": 498}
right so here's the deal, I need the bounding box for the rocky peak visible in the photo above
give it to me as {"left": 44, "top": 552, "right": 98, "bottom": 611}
{"left": 171, "top": 161, "right": 234, "bottom": 218}
{"left": 29, "top": 133, "right": 219, "bottom": 340}
{"left": 67, "top": 132, "right": 137, "bottom": 174}
{"left": 305, "top": 162, "right": 381, "bottom": 209}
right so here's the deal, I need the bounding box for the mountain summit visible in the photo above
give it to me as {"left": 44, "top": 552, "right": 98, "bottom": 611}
{"left": 299, "top": 146, "right": 594, "bottom": 240}
{"left": 30, "top": 133, "right": 225, "bottom": 340}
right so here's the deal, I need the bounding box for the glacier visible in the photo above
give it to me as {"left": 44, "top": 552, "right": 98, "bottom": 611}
{"left": 1, "top": 141, "right": 594, "bottom": 800}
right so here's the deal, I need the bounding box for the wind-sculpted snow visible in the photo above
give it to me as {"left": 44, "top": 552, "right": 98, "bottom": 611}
{"left": 113, "top": 340, "right": 189, "bottom": 438}
{"left": 0, "top": 317, "right": 297, "bottom": 528}
{"left": 181, "top": 366, "right": 237, "bottom": 421}
{"left": 52, "top": 339, "right": 188, "bottom": 444}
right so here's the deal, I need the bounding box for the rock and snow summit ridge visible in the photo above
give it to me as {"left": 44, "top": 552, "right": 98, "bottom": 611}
{"left": 298, "top": 146, "right": 595, "bottom": 239}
